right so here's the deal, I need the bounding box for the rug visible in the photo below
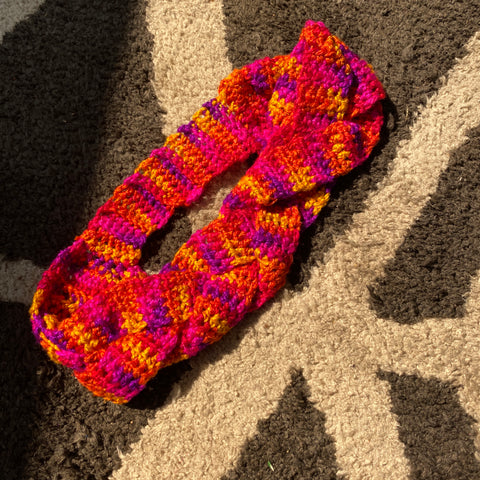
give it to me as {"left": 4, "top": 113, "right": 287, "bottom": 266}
{"left": 1, "top": 1, "right": 480, "bottom": 479}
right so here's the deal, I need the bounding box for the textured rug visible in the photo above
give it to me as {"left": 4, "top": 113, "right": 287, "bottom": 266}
{"left": 1, "top": 1, "right": 480, "bottom": 479}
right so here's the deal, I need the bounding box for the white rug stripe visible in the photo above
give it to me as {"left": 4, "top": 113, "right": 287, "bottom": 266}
{"left": 112, "top": 31, "right": 480, "bottom": 480}
{"left": 374, "top": 275, "right": 480, "bottom": 455}
{"left": 146, "top": 0, "right": 242, "bottom": 234}
{"left": 0, "top": 255, "right": 43, "bottom": 305}
{"left": 318, "top": 31, "right": 480, "bottom": 294}
{"left": 146, "top": 0, "right": 241, "bottom": 233}
{"left": 146, "top": 0, "right": 231, "bottom": 137}
{"left": 0, "top": 0, "right": 45, "bottom": 43}
{"left": 187, "top": 163, "right": 249, "bottom": 233}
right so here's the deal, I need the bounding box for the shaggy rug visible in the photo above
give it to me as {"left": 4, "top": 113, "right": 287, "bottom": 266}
{"left": 1, "top": 1, "right": 480, "bottom": 479}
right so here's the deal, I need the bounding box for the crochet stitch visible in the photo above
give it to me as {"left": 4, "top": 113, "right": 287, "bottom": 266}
{"left": 30, "top": 21, "right": 385, "bottom": 404}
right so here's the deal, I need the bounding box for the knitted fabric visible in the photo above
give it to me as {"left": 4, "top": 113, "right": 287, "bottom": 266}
{"left": 30, "top": 21, "right": 385, "bottom": 404}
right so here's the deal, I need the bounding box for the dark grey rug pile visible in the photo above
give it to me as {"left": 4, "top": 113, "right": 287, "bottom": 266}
{"left": 1, "top": 1, "right": 480, "bottom": 479}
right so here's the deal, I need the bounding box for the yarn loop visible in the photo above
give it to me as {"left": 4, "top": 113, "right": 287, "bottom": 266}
{"left": 31, "top": 21, "right": 385, "bottom": 403}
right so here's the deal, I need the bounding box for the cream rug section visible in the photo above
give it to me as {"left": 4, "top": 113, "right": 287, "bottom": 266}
{"left": 112, "top": 31, "right": 480, "bottom": 480}
{"left": 0, "top": 255, "right": 43, "bottom": 305}
{"left": 145, "top": 0, "right": 247, "bottom": 235}
{"left": 0, "top": 0, "right": 45, "bottom": 43}
{"left": 146, "top": 0, "right": 231, "bottom": 137}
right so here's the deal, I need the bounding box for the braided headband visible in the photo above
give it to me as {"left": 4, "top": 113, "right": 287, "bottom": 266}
{"left": 30, "top": 21, "right": 385, "bottom": 403}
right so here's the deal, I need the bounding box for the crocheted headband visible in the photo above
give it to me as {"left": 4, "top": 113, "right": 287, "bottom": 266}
{"left": 30, "top": 21, "right": 385, "bottom": 404}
